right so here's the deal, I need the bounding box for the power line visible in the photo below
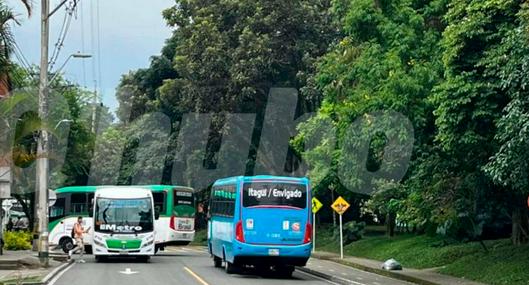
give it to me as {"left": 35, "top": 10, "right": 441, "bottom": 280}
{"left": 12, "top": 42, "right": 31, "bottom": 71}
{"left": 48, "top": 7, "right": 68, "bottom": 68}
{"left": 48, "top": 2, "right": 75, "bottom": 72}
{"left": 90, "top": 0, "right": 97, "bottom": 93}
{"left": 96, "top": 0, "right": 102, "bottom": 96}
{"left": 80, "top": 0, "right": 86, "bottom": 87}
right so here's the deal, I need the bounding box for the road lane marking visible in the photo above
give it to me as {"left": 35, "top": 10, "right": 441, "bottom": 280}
{"left": 296, "top": 270, "right": 341, "bottom": 285}
{"left": 48, "top": 263, "right": 75, "bottom": 285}
{"left": 119, "top": 268, "right": 139, "bottom": 275}
{"left": 183, "top": 266, "right": 210, "bottom": 285}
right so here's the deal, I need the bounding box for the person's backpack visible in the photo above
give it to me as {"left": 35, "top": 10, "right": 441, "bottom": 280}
{"left": 71, "top": 223, "right": 77, "bottom": 238}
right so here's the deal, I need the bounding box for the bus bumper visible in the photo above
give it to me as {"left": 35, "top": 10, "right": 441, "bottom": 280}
{"left": 93, "top": 245, "right": 154, "bottom": 256}
{"left": 231, "top": 242, "right": 312, "bottom": 266}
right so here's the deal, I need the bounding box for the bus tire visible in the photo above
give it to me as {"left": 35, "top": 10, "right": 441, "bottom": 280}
{"left": 224, "top": 260, "right": 236, "bottom": 274}
{"left": 213, "top": 256, "right": 222, "bottom": 268}
{"left": 95, "top": 255, "right": 107, "bottom": 263}
{"left": 275, "top": 266, "right": 295, "bottom": 278}
{"left": 60, "top": 238, "right": 74, "bottom": 254}
{"left": 138, "top": 256, "right": 151, "bottom": 263}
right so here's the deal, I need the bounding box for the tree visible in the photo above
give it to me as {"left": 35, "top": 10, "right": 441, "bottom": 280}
{"left": 485, "top": 3, "right": 529, "bottom": 245}
{"left": 0, "top": 0, "right": 31, "bottom": 95}
{"left": 113, "top": 0, "right": 336, "bottom": 190}
{"left": 432, "top": 0, "right": 523, "bottom": 243}
{"left": 295, "top": 0, "right": 446, "bottom": 235}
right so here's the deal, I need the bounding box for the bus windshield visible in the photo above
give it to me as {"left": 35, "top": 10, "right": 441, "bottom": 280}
{"left": 173, "top": 190, "right": 195, "bottom": 218}
{"left": 243, "top": 182, "right": 307, "bottom": 209}
{"left": 95, "top": 198, "right": 154, "bottom": 233}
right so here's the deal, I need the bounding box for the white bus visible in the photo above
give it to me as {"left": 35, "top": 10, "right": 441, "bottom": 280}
{"left": 49, "top": 185, "right": 196, "bottom": 254}
{"left": 91, "top": 187, "right": 157, "bottom": 262}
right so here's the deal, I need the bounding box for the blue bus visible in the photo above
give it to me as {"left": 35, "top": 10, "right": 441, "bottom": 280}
{"left": 207, "top": 176, "right": 312, "bottom": 276}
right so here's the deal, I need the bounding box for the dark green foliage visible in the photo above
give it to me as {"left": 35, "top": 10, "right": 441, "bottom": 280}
{"left": 334, "top": 221, "right": 366, "bottom": 245}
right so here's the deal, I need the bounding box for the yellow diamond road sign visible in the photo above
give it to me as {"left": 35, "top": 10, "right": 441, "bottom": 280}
{"left": 312, "top": 198, "right": 323, "bottom": 213}
{"left": 331, "top": 196, "right": 350, "bottom": 215}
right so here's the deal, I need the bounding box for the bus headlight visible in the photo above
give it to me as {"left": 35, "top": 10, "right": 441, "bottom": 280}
{"left": 93, "top": 239, "right": 106, "bottom": 248}
{"left": 143, "top": 239, "right": 154, "bottom": 248}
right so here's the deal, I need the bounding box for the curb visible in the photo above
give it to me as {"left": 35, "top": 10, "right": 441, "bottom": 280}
{"left": 310, "top": 253, "right": 441, "bottom": 285}
{"left": 296, "top": 266, "right": 355, "bottom": 285}
{"left": 40, "top": 260, "right": 74, "bottom": 285}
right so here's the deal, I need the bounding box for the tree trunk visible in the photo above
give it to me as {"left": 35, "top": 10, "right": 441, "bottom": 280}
{"left": 386, "top": 212, "right": 396, "bottom": 237}
{"left": 331, "top": 188, "right": 336, "bottom": 227}
{"left": 512, "top": 206, "right": 529, "bottom": 245}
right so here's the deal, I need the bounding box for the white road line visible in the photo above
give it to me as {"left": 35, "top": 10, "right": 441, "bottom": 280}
{"left": 48, "top": 263, "right": 75, "bottom": 285}
{"left": 296, "top": 270, "right": 341, "bottom": 285}
{"left": 317, "top": 259, "right": 399, "bottom": 281}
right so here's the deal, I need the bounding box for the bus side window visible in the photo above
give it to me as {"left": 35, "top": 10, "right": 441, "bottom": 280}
{"left": 71, "top": 193, "right": 87, "bottom": 214}
{"left": 50, "top": 197, "right": 66, "bottom": 222}
{"left": 152, "top": 192, "right": 166, "bottom": 214}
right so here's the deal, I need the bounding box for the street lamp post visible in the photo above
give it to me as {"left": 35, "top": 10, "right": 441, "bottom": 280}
{"left": 36, "top": 0, "right": 89, "bottom": 266}
{"left": 49, "top": 53, "right": 92, "bottom": 84}
{"left": 36, "top": 0, "right": 50, "bottom": 266}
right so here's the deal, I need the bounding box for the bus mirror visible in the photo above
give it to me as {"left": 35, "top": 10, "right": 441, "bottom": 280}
{"left": 88, "top": 208, "right": 93, "bottom": 218}
{"left": 155, "top": 209, "right": 160, "bottom": 220}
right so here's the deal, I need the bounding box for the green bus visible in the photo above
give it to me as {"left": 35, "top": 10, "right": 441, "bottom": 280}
{"left": 49, "top": 185, "right": 196, "bottom": 253}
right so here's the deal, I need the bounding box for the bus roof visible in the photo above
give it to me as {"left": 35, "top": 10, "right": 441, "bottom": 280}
{"left": 213, "top": 175, "right": 309, "bottom": 186}
{"left": 95, "top": 187, "right": 152, "bottom": 199}
{"left": 54, "top": 185, "right": 194, "bottom": 194}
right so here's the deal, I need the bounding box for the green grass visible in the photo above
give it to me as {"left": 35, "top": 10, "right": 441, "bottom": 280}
{"left": 0, "top": 276, "right": 42, "bottom": 285}
{"left": 191, "top": 229, "right": 207, "bottom": 246}
{"left": 315, "top": 226, "right": 529, "bottom": 285}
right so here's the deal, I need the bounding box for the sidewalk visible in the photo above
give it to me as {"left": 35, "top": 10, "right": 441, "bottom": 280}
{"left": 0, "top": 251, "right": 71, "bottom": 285}
{"left": 305, "top": 251, "right": 487, "bottom": 285}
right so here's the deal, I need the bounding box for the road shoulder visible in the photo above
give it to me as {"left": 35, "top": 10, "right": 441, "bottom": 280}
{"left": 301, "top": 251, "right": 487, "bottom": 285}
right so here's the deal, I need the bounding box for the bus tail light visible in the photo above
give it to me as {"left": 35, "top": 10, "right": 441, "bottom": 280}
{"left": 235, "top": 221, "right": 245, "bottom": 243}
{"left": 303, "top": 223, "right": 312, "bottom": 244}
{"left": 170, "top": 215, "right": 176, "bottom": 230}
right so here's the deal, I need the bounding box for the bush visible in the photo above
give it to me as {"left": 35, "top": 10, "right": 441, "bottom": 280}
{"left": 334, "top": 221, "right": 366, "bottom": 245}
{"left": 4, "top": 231, "right": 32, "bottom": 250}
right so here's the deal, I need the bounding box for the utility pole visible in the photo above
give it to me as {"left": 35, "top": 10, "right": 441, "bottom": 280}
{"left": 36, "top": 0, "right": 50, "bottom": 266}
{"left": 91, "top": 81, "right": 97, "bottom": 133}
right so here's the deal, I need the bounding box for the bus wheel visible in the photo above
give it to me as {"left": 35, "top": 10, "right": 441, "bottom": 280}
{"left": 224, "top": 261, "right": 236, "bottom": 274}
{"left": 61, "top": 238, "right": 74, "bottom": 253}
{"left": 213, "top": 256, "right": 222, "bottom": 268}
{"left": 138, "top": 256, "right": 151, "bottom": 263}
{"left": 95, "top": 255, "right": 107, "bottom": 263}
{"left": 275, "top": 266, "right": 295, "bottom": 278}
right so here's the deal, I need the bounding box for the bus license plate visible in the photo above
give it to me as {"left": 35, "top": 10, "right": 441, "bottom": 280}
{"left": 268, "top": 249, "right": 280, "bottom": 256}
{"left": 120, "top": 251, "right": 129, "bottom": 255}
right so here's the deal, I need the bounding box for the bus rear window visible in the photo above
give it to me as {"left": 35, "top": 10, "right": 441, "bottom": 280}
{"left": 174, "top": 190, "right": 195, "bottom": 218}
{"left": 242, "top": 182, "right": 307, "bottom": 209}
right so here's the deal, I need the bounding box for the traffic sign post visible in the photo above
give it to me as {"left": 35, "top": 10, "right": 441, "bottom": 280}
{"left": 0, "top": 167, "right": 11, "bottom": 256}
{"left": 311, "top": 198, "right": 323, "bottom": 252}
{"left": 331, "top": 196, "right": 350, "bottom": 259}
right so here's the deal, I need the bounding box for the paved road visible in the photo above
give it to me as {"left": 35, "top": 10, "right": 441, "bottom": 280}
{"left": 50, "top": 247, "right": 412, "bottom": 285}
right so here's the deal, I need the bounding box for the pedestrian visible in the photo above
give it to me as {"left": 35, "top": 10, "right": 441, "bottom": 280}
{"left": 6, "top": 218, "right": 14, "bottom": 231}
{"left": 69, "top": 216, "right": 91, "bottom": 263}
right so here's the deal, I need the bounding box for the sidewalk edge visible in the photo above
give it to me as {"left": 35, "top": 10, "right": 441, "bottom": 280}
{"left": 41, "top": 260, "right": 74, "bottom": 285}
{"left": 311, "top": 254, "right": 441, "bottom": 285}
{"left": 296, "top": 266, "right": 353, "bottom": 285}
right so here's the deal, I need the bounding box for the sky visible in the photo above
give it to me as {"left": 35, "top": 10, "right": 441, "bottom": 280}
{"left": 7, "top": 0, "right": 175, "bottom": 114}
